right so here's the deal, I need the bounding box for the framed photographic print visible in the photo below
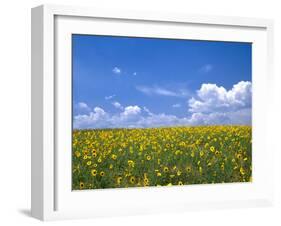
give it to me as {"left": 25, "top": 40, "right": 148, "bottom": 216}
{"left": 31, "top": 4, "right": 274, "bottom": 221}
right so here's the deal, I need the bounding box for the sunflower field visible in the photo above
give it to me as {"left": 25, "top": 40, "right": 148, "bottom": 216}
{"left": 72, "top": 125, "right": 252, "bottom": 190}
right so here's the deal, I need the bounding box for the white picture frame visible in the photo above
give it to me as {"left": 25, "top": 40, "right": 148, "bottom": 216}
{"left": 31, "top": 4, "right": 274, "bottom": 221}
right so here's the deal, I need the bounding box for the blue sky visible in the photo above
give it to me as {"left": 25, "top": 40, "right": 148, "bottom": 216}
{"left": 72, "top": 34, "right": 252, "bottom": 129}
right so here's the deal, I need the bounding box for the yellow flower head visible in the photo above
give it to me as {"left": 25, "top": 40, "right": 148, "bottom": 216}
{"left": 144, "top": 177, "right": 149, "bottom": 185}
{"left": 240, "top": 167, "right": 245, "bottom": 175}
{"left": 79, "top": 182, "right": 85, "bottom": 189}
{"left": 111, "top": 154, "right": 117, "bottom": 160}
{"left": 130, "top": 176, "right": 136, "bottom": 184}
{"left": 186, "top": 166, "right": 192, "bottom": 173}
{"left": 116, "top": 176, "right": 122, "bottom": 185}
{"left": 237, "top": 154, "right": 242, "bottom": 159}
{"left": 91, "top": 169, "right": 97, "bottom": 176}
{"left": 128, "top": 160, "right": 135, "bottom": 167}
{"left": 74, "top": 151, "right": 81, "bottom": 158}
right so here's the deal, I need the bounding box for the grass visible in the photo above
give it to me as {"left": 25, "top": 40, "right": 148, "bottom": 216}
{"left": 72, "top": 125, "right": 252, "bottom": 190}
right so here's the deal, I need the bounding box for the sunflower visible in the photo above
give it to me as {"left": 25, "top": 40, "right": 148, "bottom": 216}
{"left": 130, "top": 176, "right": 136, "bottom": 184}
{"left": 91, "top": 169, "right": 97, "bottom": 176}
{"left": 128, "top": 160, "right": 135, "bottom": 167}
{"left": 163, "top": 167, "right": 169, "bottom": 173}
{"left": 240, "top": 167, "right": 245, "bottom": 175}
{"left": 237, "top": 153, "right": 242, "bottom": 159}
{"left": 100, "top": 171, "right": 105, "bottom": 177}
{"left": 178, "top": 181, "right": 183, "bottom": 186}
{"left": 116, "top": 176, "right": 122, "bottom": 185}
{"left": 91, "top": 149, "right": 97, "bottom": 157}
{"left": 111, "top": 154, "right": 117, "bottom": 160}
{"left": 186, "top": 166, "right": 191, "bottom": 173}
{"left": 79, "top": 182, "right": 85, "bottom": 189}
{"left": 144, "top": 177, "right": 149, "bottom": 185}
{"left": 74, "top": 151, "right": 81, "bottom": 158}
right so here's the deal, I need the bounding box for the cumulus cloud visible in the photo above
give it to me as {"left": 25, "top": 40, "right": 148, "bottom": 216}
{"left": 189, "top": 81, "right": 252, "bottom": 113}
{"left": 73, "top": 102, "right": 91, "bottom": 115}
{"left": 143, "top": 106, "right": 153, "bottom": 116}
{"left": 136, "top": 85, "right": 189, "bottom": 97}
{"left": 74, "top": 105, "right": 142, "bottom": 129}
{"left": 188, "top": 81, "right": 252, "bottom": 125}
{"left": 112, "top": 101, "right": 123, "bottom": 110}
{"left": 122, "top": 106, "right": 141, "bottom": 116}
{"left": 73, "top": 81, "right": 252, "bottom": 129}
{"left": 74, "top": 107, "right": 109, "bottom": 129}
{"left": 133, "top": 72, "right": 137, "bottom": 76}
{"left": 112, "top": 67, "right": 121, "bottom": 74}
{"left": 74, "top": 105, "right": 189, "bottom": 129}
{"left": 77, "top": 102, "right": 90, "bottom": 110}
{"left": 188, "top": 108, "right": 251, "bottom": 126}
{"left": 105, "top": 94, "right": 116, "bottom": 100}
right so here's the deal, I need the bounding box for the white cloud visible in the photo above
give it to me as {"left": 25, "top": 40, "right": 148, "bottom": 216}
{"left": 143, "top": 106, "right": 153, "bottom": 116}
{"left": 77, "top": 102, "right": 90, "bottom": 110}
{"left": 187, "top": 81, "right": 252, "bottom": 125}
{"left": 74, "top": 107, "right": 109, "bottom": 129}
{"left": 73, "top": 105, "right": 188, "bottom": 129}
{"left": 74, "top": 102, "right": 91, "bottom": 114}
{"left": 199, "top": 64, "right": 213, "bottom": 73}
{"left": 112, "top": 101, "right": 123, "bottom": 110}
{"left": 121, "top": 106, "right": 141, "bottom": 117}
{"left": 73, "top": 81, "right": 251, "bottom": 129}
{"left": 133, "top": 72, "right": 137, "bottom": 76}
{"left": 187, "top": 108, "right": 251, "bottom": 126}
{"left": 112, "top": 67, "right": 121, "bottom": 74}
{"left": 105, "top": 94, "right": 116, "bottom": 100}
{"left": 172, "top": 103, "right": 181, "bottom": 108}
{"left": 136, "top": 85, "right": 189, "bottom": 97}
{"left": 189, "top": 81, "right": 252, "bottom": 113}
